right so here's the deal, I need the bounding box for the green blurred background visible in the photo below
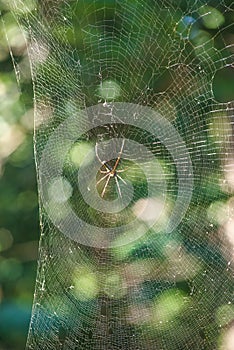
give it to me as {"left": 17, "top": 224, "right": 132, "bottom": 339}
{"left": 0, "top": 0, "right": 233, "bottom": 349}
{"left": 0, "top": 2, "right": 38, "bottom": 349}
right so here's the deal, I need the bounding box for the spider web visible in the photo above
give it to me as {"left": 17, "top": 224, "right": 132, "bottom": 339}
{"left": 7, "top": 0, "right": 234, "bottom": 349}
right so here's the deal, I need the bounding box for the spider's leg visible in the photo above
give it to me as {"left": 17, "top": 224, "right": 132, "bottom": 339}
{"left": 114, "top": 176, "right": 122, "bottom": 198}
{"left": 100, "top": 169, "right": 109, "bottom": 174}
{"left": 99, "top": 162, "right": 112, "bottom": 173}
{"left": 95, "top": 142, "right": 111, "bottom": 169}
{"left": 96, "top": 172, "right": 110, "bottom": 185}
{"left": 112, "top": 139, "right": 125, "bottom": 172}
{"left": 116, "top": 174, "right": 127, "bottom": 185}
{"left": 101, "top": 175, "right": 111, "bottom": 198}
{"left": 115, "top": 168, "right": 127, "bottom": 173}
{"left": 120, "top": 138, "right": 125, "bottom": 154}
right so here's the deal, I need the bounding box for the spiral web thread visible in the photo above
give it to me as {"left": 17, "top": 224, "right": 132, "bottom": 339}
{"left": 8, "top": 0, "right": 234, "bottom": 349}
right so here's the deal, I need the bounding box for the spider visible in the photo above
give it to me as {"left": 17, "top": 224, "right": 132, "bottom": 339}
{"left": 95, "top": 139, "right": 127, "bottom": 198}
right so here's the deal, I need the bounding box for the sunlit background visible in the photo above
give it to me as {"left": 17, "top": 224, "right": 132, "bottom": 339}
{"left": 0, "top": 0, "right": 234, "bottom": 349}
